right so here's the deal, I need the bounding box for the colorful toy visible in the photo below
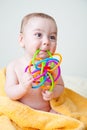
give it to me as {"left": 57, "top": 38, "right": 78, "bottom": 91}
{"left": 25, "top": 49, "right": 62, "bottom": 92}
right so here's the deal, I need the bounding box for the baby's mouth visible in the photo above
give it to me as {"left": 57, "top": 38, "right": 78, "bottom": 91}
{"left": 40, "top": 50, "right": 47, "bottom": 52}
{"left": 36, "top": 49, "right": 52, "bottom": 59}
{"left": 38, "top": 50, "right": 48, "bottom": 58}
{"left": 39, "top": 49, "right": 48, "bottom": 54}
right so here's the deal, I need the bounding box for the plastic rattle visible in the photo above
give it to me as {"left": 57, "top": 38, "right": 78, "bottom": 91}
{"left": 25, "top": 49, "right": 62, "bottom": 92}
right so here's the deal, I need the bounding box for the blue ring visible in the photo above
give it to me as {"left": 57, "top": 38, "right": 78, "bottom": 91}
{"left": 32, "top": 74, "right": 47, "bottom": 89}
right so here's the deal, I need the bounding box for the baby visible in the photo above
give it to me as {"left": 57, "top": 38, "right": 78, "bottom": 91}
{"left": 5, "top": 13, "right": 64, "bottom": 112}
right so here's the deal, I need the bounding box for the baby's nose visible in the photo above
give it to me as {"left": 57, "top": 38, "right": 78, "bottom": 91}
{"left": 43, "top": 42, "right": 49, "bottom": 46}
{"left": 43, "top": 37, "right": 50, "bottom": 46}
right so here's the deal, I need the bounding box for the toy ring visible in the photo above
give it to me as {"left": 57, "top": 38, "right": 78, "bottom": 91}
{"left": 25, "top": 49, "right": 62, "bottom": 91}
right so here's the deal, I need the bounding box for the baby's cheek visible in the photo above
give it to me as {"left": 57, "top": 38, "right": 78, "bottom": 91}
{"left": 50, "top": 47, "right": 56, "bottom": 54}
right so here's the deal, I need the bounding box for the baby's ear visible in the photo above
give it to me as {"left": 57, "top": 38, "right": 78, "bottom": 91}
{"left": 18, "top": 33, "right": 25, "bottom": 48}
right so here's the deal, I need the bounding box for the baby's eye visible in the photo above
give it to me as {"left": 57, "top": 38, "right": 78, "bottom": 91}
{"left": 35, "top": 33, "right": 42, "bottom": 38}
{"left": 49, "top": 35, "right": 56, "bottom": 41}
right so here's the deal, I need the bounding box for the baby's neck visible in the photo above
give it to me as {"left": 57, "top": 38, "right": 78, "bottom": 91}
{"left": 24, "top": 54, "right": 32, "bottom": 64}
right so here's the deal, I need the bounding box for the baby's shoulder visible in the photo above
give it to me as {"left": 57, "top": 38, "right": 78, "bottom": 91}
{"left": 7, "top": 58, "right": 22, "bottom": 70}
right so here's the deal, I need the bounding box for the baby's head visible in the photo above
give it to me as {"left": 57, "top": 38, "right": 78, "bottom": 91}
{"left": 20, "top": 13, "right": 57, "bottom": 33}
{"left": 19, "top": 12, "right": 58, "bottom": 59}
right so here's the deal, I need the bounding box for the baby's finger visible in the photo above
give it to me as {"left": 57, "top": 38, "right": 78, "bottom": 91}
{"left": 42, "top": 90, "right": 52, "bottom": 96}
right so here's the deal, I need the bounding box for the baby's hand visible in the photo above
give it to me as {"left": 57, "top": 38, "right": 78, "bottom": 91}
{"left": 42, "top": 90, "right": 53, "bottom": 101}
{"left": 20, "top": 72, "right": 33, "bottom": 91}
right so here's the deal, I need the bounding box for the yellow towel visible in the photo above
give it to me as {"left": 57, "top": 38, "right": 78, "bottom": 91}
{"left": 0, "top": 68, "right": 87, "bottom": 130}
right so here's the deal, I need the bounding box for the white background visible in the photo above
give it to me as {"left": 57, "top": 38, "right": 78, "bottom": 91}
{"left": 0, "top": 0, "right": 87, "bottom": 78}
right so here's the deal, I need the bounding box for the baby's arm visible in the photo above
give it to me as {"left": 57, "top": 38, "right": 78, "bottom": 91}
{"left": 5, "top": 62, "right": 33, "bottom": 100}
{"left": 42, "top": 76, "right": 64, "bottom": 101}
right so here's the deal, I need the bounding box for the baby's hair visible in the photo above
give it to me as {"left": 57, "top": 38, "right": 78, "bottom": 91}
{"left": 20, "top": 12, "right": 57, "bottom": 33}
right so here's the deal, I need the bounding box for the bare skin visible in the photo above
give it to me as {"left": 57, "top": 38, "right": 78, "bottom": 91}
{"left": 5, "top": 16, "right": 64, "bottom": 112}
